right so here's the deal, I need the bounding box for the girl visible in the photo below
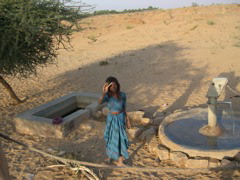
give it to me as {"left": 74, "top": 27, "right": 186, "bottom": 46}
{"left": 98, "top": 76, "right": 131, "bottom": 166}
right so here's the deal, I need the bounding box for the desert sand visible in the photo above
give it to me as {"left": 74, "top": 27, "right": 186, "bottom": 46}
{"left": 1, "top": 4, "right": 240, "bottom": 179}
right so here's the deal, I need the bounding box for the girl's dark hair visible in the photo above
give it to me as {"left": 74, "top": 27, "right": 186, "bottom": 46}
{"left": 105, "top": 76, "right": 121, "bottom": 98}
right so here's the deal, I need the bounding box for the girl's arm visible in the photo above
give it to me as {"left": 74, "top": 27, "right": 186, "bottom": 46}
{"left": 125, "top": 111, "right": 132, "bottom": 129}
{"left": 98, "top": 82, "right": 112, "bottom": 104}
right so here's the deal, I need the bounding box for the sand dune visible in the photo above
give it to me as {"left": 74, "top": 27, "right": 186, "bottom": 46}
{"left": 1, "top": 4, "right": 240, "bottom": 179}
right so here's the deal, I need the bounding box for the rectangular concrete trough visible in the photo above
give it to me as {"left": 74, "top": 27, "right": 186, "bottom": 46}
{"left": 14, "top": 92, "right": 103, "bottom": 138}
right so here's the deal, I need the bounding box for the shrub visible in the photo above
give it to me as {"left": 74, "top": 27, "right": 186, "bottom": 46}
{"left": 99, "top": 61, "right": 109, "bottom": 66}
{"left": 207, "top": 20, "right": 215, "bottom": 25}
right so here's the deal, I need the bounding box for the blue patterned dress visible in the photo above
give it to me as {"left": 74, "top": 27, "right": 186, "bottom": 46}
{"left": 102, "top": 92, "right": 129, "bottom": 160}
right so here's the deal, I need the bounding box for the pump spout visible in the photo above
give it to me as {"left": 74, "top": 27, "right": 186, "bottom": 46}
{"left": 199, "top": 78, "right": 228, "bottom": 136}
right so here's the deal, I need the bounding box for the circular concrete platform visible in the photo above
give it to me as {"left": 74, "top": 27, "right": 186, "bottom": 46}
{"left": 158, "top": 108, "right": 240, "bottom": 159}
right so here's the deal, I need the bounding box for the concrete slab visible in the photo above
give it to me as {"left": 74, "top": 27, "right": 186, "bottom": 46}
{"left": 14, "top": 92, "right": 103, "bottom": 138}
{"left": 158, "top": 108, "right": 240, "bottom": 159}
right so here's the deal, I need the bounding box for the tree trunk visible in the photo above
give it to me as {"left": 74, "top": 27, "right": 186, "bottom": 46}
{"left": 0, "top": 75, "right": 23, "bottom": 103}
{"left": 0, "top": 145, "right": 11, "bottom": 180}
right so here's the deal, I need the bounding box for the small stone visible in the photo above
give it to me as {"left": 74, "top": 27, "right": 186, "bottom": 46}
{"left": 222, "top": 158, "right": 239, "bottom": 167}
{"left": 153, "top": 117, "right": 164, "bottom": 126}
{"left": 141, "top": 118, "right": 152, "bottom": 125}
{"left": 143, "top": 111, "right": 154, "bottom": 119}
{"left": 79, "top": 122, "right": 93, "bottom": 131}
{"left": 127, "top": 127, "right": 145, "bottom": 139}
{"left": 58, "top": 151, "right": 66, "bottom": 156}
{"left": 209, "top": 158, "right": 221, "bottom": 168}
{"left": 233, "top": 169, "right": 240, "bottom": 176}
{"left": 46, "top": 148, "right": 55, "bottom": 153}
{"left": 139, "top": 127, "right": 156, "bottom": 140}
{"left": 221, "top": 158, "right": 232, "bottom": 166}
{"left": 146, "top": 134, "right": 159, "bottom": 154}
{"left": 233, "top": 152, "right": 240, "bottom": 163}
{"left": 128, "top": 111, "right": 145, "bottom": 121}
{"left": 185, "top": 158, "right": 208, "bottom": 168}
{"left": 153, "top": 111, "right": 165, "bottom": 118}
{"left": 94, "top": 111, "right": 102, "bottom": 118}
{"left": 102, "top": 107, "right": 109, "bottom": 115}
{"left": 170, "top": 151, "right": 188, "bottom": 166}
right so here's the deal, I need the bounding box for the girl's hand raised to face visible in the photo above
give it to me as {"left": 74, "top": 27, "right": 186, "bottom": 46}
{"left": 126, "top": 116, "right": 132, "bottom": 129}
{"left": 103, "top": 82, "right": 113, "bottom": 94}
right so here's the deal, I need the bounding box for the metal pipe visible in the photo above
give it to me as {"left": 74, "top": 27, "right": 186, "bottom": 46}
{"left": 208, "top": 97, "right": 217, "bottom": 128}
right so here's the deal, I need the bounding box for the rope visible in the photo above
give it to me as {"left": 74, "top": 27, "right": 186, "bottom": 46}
{"left": 1, "top": 132, "right": 240, "bottom": 172}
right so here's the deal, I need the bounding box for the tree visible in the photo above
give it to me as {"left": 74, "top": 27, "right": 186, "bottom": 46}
{"left": 0, "top": 145, "right": 10, "bottom": 180}
{"left": 0, "top": 0, "right": 90, "bottom": 103}
{"left": 147, "top": 6, "right": 153, "bottom": 10}
{"left": 192, "top": 2, "right": 199, "bottom": 7}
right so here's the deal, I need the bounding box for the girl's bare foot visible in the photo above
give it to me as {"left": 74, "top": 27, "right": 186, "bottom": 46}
{"left": 116, "top": 162, "right": 126, "bottom": 167}
{"left": 117, "top": 156, "right": 128, "bottom": 167}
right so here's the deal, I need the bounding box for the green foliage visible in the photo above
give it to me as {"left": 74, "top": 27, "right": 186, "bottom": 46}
{"left": 93, "top": 10, "right": 119, "bottom": 15}
{"left": 190, "top": 25, "right": 198, "bottom": 30}
{"left": 93, "top": 6, "right": 159, "bottom": 16}
{"left": 233, "top": 35, "right": 240, "bottom": 47}
{"left": 192, "top": 2, "right": 199, "bottom": 7}
{"left": 126, "top": 25, "right": 134, "bottom": 29}
{"left": 207, "top": 20, "right": 215, "bottom": 25}
{"left": 234, "top": 43, "right": 240, "bottom": 47}
{"left": 0, "top": 0, "right": 84, "bottom": 77}
{"left": 163, "top": 20, "right": 169, "bottom": 25}
{"left": 87, "top": 35, "right": 97, "bottom": 42}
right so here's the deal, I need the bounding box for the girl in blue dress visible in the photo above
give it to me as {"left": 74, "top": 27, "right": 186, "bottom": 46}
{"left": 98, "top": 76, "right": 131, "bottom": 166}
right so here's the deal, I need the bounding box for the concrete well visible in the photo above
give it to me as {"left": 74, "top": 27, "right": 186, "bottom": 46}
{"left": 14, "top": 92, "right": 103, "bottom": 138}
{"left": 158, "top": 108, "right": 240, "bottom": 159}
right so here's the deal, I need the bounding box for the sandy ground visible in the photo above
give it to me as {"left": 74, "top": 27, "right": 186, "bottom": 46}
{"left": 1, "top": 4, "right": 240, "bottom": 179}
